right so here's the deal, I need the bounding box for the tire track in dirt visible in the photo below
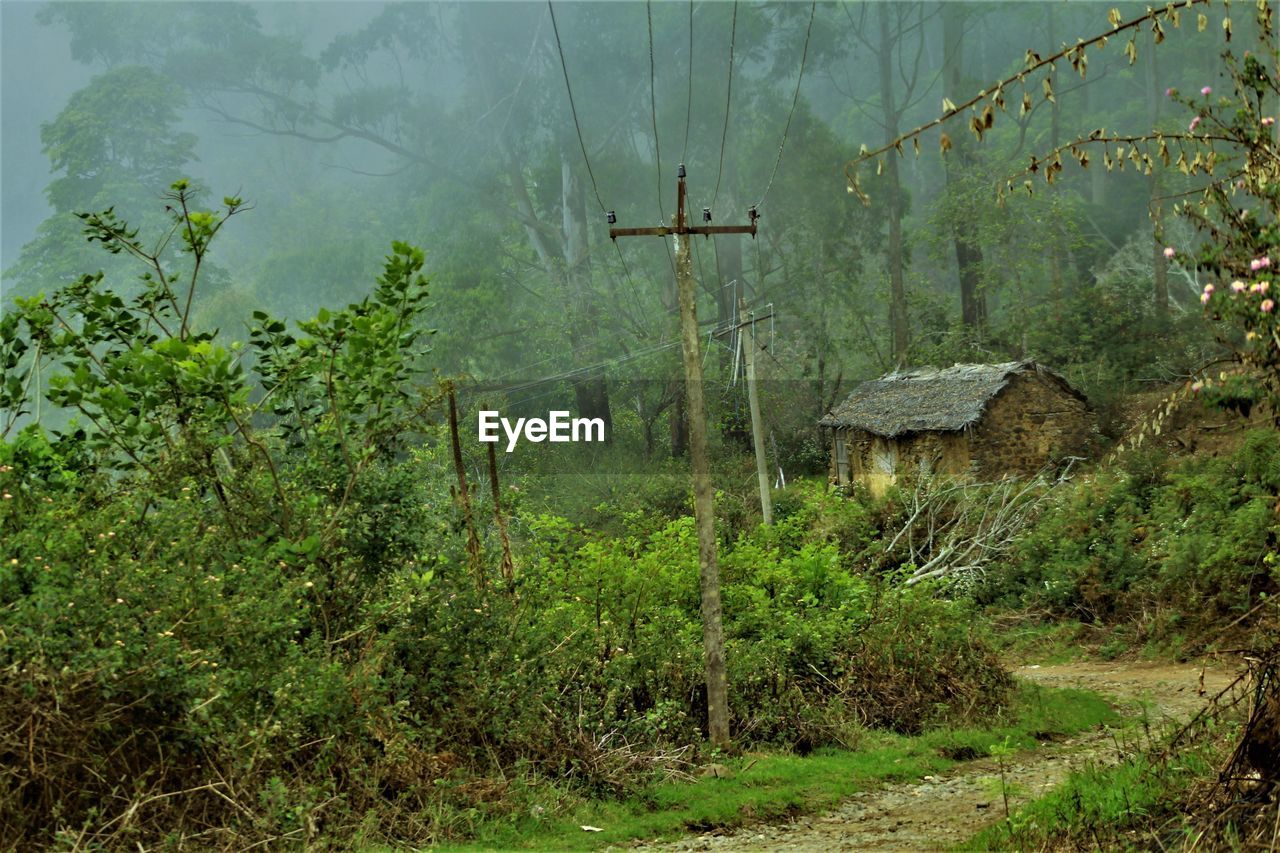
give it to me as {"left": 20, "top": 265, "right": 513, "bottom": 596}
{"left": 636, "top": 662, "right": 1237, "bottom": 852}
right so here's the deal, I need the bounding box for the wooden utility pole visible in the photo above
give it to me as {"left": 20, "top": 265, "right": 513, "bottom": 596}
{"left": 738, "top": 298, "right": 773, "bottom": 526}
{"left": 610, "top": 167, "right": 757, "bottom": 749}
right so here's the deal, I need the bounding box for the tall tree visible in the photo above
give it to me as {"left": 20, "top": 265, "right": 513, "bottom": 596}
{"left": 941, "top": 3, "right": 988, "bottom": 332}
{"left": 841, "top": 3, "right": 934, "bottom": 364}
{"left": 877, "top": 4, "right": 911, "bottom": 363}
{"left": 5, "top": 66, "right": 197, "bottom": 298}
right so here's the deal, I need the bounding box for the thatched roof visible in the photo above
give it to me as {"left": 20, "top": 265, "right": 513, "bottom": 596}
{"left": 819, "top": 361, "right": 1084, "bottom": 437}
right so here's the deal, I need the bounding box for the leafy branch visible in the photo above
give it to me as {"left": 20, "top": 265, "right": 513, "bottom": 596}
{"left": 844, "top": 0, "right": 1221, "bottom": 205}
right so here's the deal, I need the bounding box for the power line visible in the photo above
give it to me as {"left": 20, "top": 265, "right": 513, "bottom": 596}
{"left": 682, "top": 0, "right": 693, "bottom": 163}
{"left": 647, "top": 0, "right": 666, "bottom": 223}
{"left": 548, "top": 0, "right": 608, "bottom": 214}
{"left": 692, "top": 232, "right": 710, "bottom": 288}
{"left": 491, "top": 309, "right": 747, "bottom": 406}
{"left": 501, "top": 338, "right": 685, "bottom": 407}
{"left": 756, "top": 0, "right": 817, "bottom": 210}
{"left": 710, "top": 0, "right": 738, "bottom": 211}
{"left": 640, "top": 0, "right": 679, "bottom": 287}
{"left": 613, "top": 240, "right": 650, "bottom": 324}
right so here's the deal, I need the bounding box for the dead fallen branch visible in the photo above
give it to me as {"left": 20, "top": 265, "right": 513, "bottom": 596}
{"left": 881, "top": 463, "right": 1076, "bottom": 588}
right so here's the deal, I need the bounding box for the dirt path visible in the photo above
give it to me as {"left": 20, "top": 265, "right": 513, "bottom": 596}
{"left": 638, "top": 661, "right": 1237, "bottom": 852}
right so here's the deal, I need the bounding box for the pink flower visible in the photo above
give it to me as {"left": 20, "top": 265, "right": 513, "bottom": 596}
{"left": 1191, "top": 380, "right": 1205, "bottom": 393}
{"left": 1201, "top": 292, "right": 1212, "bottom": 304}
{"left": 1232, "top": 280, "right": 1247, "bottom": 292}
{"left": 1166, "top": 87, "right": 1176, "bottom": 97}
{"left": 1251, "top": 256, "right": 1271, "bottom": 271}
{"left": 1264, "top": 117, "right": 1276, "bottom": 127}
{"left": 1201, "top": 86, "right": 1213, "bottom": 96}
{"left": 1262, "top": 299, "right": 1275, "bottom": 313}
{"left": 1261, "top": 280, "right": 1271, "bottom": 293}
{"left": 1163, "top": 246, "right": 1176, "bottom": 259}
{"left": 1189, "top": 116, "right": 1202, "bottom": 131}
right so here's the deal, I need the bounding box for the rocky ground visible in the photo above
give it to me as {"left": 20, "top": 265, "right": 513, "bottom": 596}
{"left": 631, "top": 662, "right": 1239, "bottom": 852}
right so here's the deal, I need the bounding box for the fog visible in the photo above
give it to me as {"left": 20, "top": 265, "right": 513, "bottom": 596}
{"left": 1, "top": 1, "right": 1234, "bottom": 452}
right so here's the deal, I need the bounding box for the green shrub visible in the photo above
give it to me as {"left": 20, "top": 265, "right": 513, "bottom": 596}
{"left": 982, "top": 430, "right": 1280, "bottom": 636}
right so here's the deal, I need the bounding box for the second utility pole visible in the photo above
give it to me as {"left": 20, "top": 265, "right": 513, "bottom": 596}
{"left": 610, "top": 167, "right": 757, "bottom": 749}
{"left": 739, "top": 298, "right": 773, "bottom": 526}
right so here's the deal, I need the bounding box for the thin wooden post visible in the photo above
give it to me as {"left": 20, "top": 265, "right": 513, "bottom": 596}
{"left": 487, "top": 442, "right": 515, "bottom": 586}
{"left": 447, "top": 385, "right": 484, "bottom": 589}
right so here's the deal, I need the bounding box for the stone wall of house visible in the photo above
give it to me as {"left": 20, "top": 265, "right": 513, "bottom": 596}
{"left": 831, "top": 427, "right": 969, "bottom": 495}
{"left": 967, "top": 372, "right": 1095, "bottom": 478}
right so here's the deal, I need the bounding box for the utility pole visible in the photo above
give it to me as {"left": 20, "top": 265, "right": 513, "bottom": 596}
{"left": 738, "top": 298, "right": 773, "bottom": 526}
{"left": 610, "top": 166, "right": 757, "bottom": 749}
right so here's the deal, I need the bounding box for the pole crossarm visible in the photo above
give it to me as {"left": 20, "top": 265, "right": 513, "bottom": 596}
{"left": 609, "top": 170, "right": 758, "bottom": 241}
{"left": 610, "top": 224, "right": 757, "bottom": 239}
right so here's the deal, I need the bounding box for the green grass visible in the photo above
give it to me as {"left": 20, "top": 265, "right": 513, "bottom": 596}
{"left": 987, "top": 617, "right": 1100, "bottom": 664}
{"left": 432, "top": 684, "right": 1117, "bottom": 851}
{"left": 957, "top": 723, "right": 1233, "bottom": 850}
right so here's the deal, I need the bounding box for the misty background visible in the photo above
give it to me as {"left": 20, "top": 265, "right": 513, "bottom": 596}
{"left": 1, "top": 0, "right": 1232, "bottom": 466}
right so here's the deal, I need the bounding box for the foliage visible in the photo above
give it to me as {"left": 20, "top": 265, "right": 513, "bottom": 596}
{"left": 980, "top": 429, "right": 1280, "bottom": 639}
{"left": 4, "top": 66, "right": 198, "bottom": 299}
{"left": 6, "top": 186, "right": 248, "bottom": 459}
{"left": 0, "top": 180, "right": 1021, "bottom": 847}
{"left": 0, "top": 437, "right": 1015, "bottom": 847}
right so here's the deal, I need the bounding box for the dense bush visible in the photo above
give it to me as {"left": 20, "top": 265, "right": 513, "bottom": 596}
{"left": 0, "top": 187, "right": 1014, "bottom": 847}
{"left": 980, "top": 430, "right": 1280, "bottom": 636}
{"left": 0, "top": 435, "right": 1013, "bottom": 846}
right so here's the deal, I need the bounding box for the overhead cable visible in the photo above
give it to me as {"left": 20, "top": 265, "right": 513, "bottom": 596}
{"left": 709, "top": 0, "right": 738, "bottom": 211}
{"left": 548, "top": 0, "right": 608, "bottom": 214}
{"left": 757, "top": 0, "right": 817, "bottom": 209}
{"left": 647, "top": 0, "right": 666, "bottom": 222}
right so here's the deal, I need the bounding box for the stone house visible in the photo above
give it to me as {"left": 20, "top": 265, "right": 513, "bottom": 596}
{"left": 818, "top": 361, "right": 1095, "bottom": 493}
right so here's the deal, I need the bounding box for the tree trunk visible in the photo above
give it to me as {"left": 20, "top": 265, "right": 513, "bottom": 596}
{"left": 878, "top": 5, "right": 910, "bottom": 363}
{"left": 1081, "top": 78, "right": 1107, "bottom": 207}
{"left": 559, "top": 153, "right": 613, "bottom": 436}
{"left": 713, "top": 233, "right": 743, "bottom": 373}
{"left": 1047, "top": 5, "right": 1066, "bottom": 304}
{"left": 942, "top": 3, "right": 987, "bottom": 333}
